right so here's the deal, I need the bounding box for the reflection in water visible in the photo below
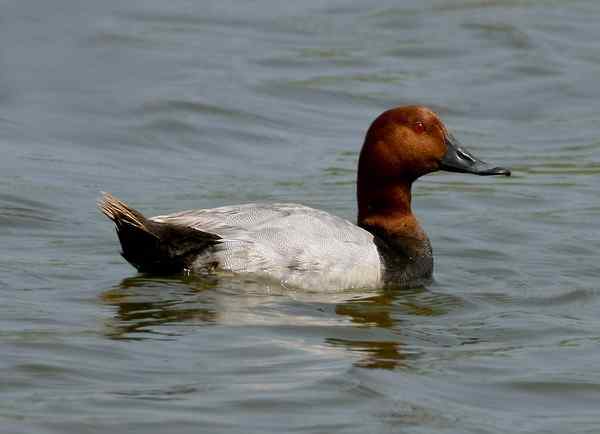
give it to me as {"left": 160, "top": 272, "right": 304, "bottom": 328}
{"left": 101, "top": 276, "right": 219, "bottom": 340}
{"left": 331, "top": 292, "right": 406, "bottom": 369}
{"left": 330, "top": 288, "right": 463, "bottom": 370}
{"left": 327, "top": 338, "right": 407, "bottom": 370}
{"left": 101, "top": 274, "right": 464, "bottom": 371}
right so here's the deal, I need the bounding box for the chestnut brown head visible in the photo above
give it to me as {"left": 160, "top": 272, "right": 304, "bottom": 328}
{"left": 358, "top": 105, "right": 510, "bottom": 184}
{"left": 357, "top": 106, "right": 510, "bottom": 221}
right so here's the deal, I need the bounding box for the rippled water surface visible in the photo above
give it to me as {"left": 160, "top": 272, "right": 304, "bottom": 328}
{"left": 2, "top": 1, "right": 600, "bottom": 433}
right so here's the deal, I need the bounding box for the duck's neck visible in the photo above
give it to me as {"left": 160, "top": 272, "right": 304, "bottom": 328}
{"left": 357, "top": 182, "right": 433, "bottom": 285}
{"left": 358, "top": 181, "right": 422, "bottom": 235}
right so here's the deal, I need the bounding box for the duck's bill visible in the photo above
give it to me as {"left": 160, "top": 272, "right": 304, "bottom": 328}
{"left": 440, "top": 133, "right": 511, "bottom": 176}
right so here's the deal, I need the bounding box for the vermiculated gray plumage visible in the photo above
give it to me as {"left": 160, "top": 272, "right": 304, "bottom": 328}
{"left": 99, "top": 194, "right": 382, "bottom": 290}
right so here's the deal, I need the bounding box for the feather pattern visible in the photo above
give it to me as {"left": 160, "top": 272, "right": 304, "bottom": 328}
{"left": 151, "top": 203, "right": 383, "bottom": 290}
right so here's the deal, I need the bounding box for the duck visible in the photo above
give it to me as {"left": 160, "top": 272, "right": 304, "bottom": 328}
{"left": 100, "top": 105, "right": 510, "bottom": 290}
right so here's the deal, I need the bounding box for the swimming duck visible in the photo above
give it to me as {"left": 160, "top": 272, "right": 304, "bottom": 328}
{"left": 100, "top": 106, "right": 510, "bottom": 290}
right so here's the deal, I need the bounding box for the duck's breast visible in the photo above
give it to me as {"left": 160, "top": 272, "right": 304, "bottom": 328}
{"left": 152, "top": 203, "right": 383, "bottom": 290}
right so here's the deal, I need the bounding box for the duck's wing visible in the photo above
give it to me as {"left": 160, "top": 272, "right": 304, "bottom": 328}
{"left": 152, "top": 203, "right": 383, "bottom": 289}
{"left": 153, "top": 203, "right": 346, "bottom": 234}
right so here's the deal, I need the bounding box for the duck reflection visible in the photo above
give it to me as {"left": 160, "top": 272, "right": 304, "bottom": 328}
{"left": 101, "top": 275, "right": 219, "bottom": 340}
{"left": 329, "top": 288, "right": 462, "bottom": 370}
{"left": 100, "top": 274, "right": 463, "bottom": 370}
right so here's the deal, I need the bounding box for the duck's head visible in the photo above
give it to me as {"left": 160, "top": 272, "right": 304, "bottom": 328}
{"left": 359, "top": 106, "right": 510, "bottom": 181}
{"left": 357, "top": 106, "right": 510, "bottom": 220}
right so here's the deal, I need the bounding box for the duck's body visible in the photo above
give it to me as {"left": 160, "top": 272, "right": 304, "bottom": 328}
{"left": 101, "top": 106, "right": 509, "bottom": 290}
{"left": 155, "top": 202, "right": 384, "bottom": 289}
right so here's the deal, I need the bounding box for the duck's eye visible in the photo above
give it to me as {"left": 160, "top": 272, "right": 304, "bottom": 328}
{"left": 413, "top": 122, "right": 425, "bottom": 134}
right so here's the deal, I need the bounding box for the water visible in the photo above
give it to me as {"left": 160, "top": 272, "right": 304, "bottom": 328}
{"left": 2, "top": 0, "right": 600, "bottom": 432}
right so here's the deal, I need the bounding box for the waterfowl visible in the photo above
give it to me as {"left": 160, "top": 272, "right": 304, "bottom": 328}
{"left": 100, "top": 106, "right": 510, "bottom": 290}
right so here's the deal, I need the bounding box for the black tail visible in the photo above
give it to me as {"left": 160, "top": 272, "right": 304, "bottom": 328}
{"left": 99, "top": 193, "right": 220, "bottom": 274}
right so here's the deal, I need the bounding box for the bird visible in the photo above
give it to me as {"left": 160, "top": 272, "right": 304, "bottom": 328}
{"left": 100, "top": 105, "right": 510, "bottom": 290}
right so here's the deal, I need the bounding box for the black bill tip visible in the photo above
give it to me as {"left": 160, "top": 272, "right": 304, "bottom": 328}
{"left": 440, "top": 133, "right": 511, "bottom": 177}
{"left": 476, "top": 166, "right": 511, "bottom": 177}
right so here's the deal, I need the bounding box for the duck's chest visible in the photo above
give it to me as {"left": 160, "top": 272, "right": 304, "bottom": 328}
{"left": 371, "top": 234, "right": 434, "bottom": 288}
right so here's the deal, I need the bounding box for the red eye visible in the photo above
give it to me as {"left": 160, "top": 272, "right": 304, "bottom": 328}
{"left": 413, "top": 122, "right": 425, "bottom": 134}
